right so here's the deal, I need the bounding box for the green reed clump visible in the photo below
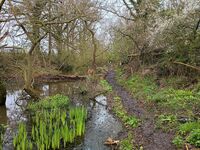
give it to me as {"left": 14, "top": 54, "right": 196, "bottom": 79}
{"left": 13, "top": 123, "right": 33, "bottom": 150}
{"left": 14, "top": 106, "right": 87, "bottom": 150}
{"left": 69, "top": 106, "right": 87, "bottom": 136}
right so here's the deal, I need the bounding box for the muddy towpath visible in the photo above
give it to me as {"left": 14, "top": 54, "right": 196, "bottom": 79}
{"left": 106, "top": 70, "right": 175, "bottom": 150}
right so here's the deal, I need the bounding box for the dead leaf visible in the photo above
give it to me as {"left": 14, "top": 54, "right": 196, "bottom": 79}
{"left": 104, "top": 137, "right": 120, "bottom": 145}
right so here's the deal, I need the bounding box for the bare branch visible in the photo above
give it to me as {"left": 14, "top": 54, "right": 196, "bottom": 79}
{"left": 0, "top": 0, "right": 6, "bottom": 12}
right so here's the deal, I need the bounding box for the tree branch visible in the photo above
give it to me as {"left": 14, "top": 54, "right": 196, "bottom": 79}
{"left": 122, "top": 0, "right": 135, "bottom": 17}
{"left": 174, "top": 61, "right": 200, "bottom": 72}
{"left": 29, "top": 33, "right": 47, "bottom": 55}
{"left": 0, "top": 0, "right": 6, "bottom": 12}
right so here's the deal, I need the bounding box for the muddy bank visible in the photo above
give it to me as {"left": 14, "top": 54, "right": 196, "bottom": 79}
{"left": 106, "top": 70, "right": 175, "bottom": 150}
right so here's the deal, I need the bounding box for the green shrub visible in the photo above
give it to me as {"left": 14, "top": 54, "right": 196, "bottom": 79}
{"left": 28, "top": 94, "right": 69, "bottom": 110}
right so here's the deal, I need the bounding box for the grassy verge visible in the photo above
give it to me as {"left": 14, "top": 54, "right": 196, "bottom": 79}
{"left": 115, "top": 67, "right": 200, "bottom": 149}
{"left": 113, "top": 96, "right": 139, "bottom": 129}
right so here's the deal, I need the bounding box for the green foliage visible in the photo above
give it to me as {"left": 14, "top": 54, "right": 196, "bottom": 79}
{"left": 0, "top": 124, "right": 6, "bottom": 150}
{"left": 120, "top": 74, "right": 157, "bottom": 100}
{"left": 187, "top": 129, "right": 200, "bottom": 147}
{"left": 14, "top": 107, "right": 87, "bottom": 150}
{"left": 14, "top": 95, "right": 87, "bottom": 150}
{"left": 179, "top": 122, "right": 200, "bottom": 135}
{"left": 125, "top": 117, "right": 138, "bottom": 128}
{"left": 117, "top": 68, "right": 200, "bottom": 117}
{"left": 100, "top": 79, "right": 112, "bottom": 92}
{"left": 13, "top": 123, "right": 32, "bottom": 150}
{"left": 172, "top": 136, "right": 184, "bottom": 148}
{"left": 172, "top": 121, "right": 200, "bottom": 148}
{"left": 28, "top": 94, "right": 69, "bottom": 110}
{"left": 113, "top": 96, "right": 139, "bottom": 128}
{"left": 119, "top": 133, "right": 134, "bottom": 150}
{"left": 115, "top": 68, "right": 200, "bottom": 148}
{"left": 151, "top": 89, "right": 200, "bottom": 115}
{"left": 156, "top": 114, "right": 177, "bottom": 130}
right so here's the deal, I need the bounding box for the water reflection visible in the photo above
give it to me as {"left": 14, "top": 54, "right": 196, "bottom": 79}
{"left": 0, "top": 82, "right": 122, "bottom": 150}
{"left": 6, "top": 90, "right": 27, "bottom": 124}
{"left": 76, "top": 95, "right": 122, "bottom": 150}
{"left": 0, "top": 106, "right": 7, "bottom": 124}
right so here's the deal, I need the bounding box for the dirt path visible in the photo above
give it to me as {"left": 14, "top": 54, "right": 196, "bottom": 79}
{"left": 106, "top": 70, "right": 175, "bottom": 150}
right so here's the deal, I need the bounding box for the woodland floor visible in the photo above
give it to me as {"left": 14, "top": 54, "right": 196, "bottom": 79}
{"left": 106, "top": 70, "right": 176, "bottom": 150}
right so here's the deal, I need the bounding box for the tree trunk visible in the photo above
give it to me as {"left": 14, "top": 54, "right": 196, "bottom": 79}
{"left": 91, "top": 31, "right": 97, "bottom": 71}
{"left": 25, "top": 53, "right": 33, "bottom": 89}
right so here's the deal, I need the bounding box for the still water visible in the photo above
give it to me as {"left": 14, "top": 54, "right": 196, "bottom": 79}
{"left": 0, "top": 81, "right": 122, "bottom": 150}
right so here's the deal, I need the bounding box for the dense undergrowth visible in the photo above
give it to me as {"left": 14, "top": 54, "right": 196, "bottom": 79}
{"left": 13, "top": 94, "right": 87, "bottom": 150}
{"left": 115, "top": 67, "right": 200, "bottom": 149}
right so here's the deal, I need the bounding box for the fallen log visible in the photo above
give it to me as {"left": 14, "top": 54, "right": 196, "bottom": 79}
{"left": 34, "top": 74, "right": 86, "bottom": 83}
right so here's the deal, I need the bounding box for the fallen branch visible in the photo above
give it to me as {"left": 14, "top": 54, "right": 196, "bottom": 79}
{"left": 173, "top": 61, "right": 200, "bottom": 72}
{"left": 89, "top": 91, "right": 108, "bottom": 107}
{"left": 34, "top": 74, "right": 86, "bottom": 83}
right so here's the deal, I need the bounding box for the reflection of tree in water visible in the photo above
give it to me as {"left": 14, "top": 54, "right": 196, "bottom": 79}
{"left": 6, "top": 90, "right": 27, "bottom": 124}
{"left": 3, "top": 90, "right": 28, "bottom": 149}
{"left": 0, "top": 106, "right": 7, "bottom": 125}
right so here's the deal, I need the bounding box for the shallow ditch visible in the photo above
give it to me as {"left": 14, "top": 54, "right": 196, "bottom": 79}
{"left": 0, "top": 81, "right": 122, "bottom": 150}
